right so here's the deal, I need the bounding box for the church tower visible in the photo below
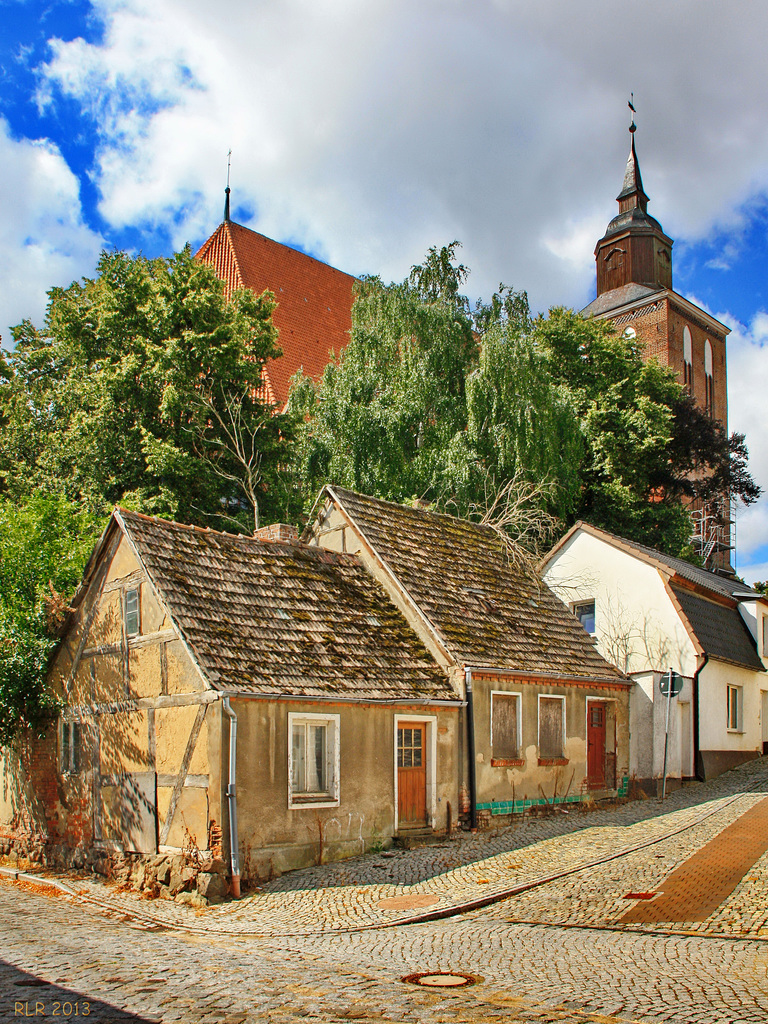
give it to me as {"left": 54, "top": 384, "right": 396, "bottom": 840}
{"left": 582, "top": 114, "right": 732, "bottom": 566}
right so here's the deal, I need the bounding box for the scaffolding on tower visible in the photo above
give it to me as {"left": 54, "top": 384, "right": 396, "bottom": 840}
{"left": 690, "top": 496, "right": 734, "bottom": 571}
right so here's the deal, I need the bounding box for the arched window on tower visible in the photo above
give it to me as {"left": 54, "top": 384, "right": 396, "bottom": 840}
{"left": 683, "top": 327, "right": 693, "bottom": 394}
{"left": 704, "top": 339, "right": 714, "bottom": 416}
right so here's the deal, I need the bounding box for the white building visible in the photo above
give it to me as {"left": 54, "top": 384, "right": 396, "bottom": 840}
{"left": 542, "top": 523, "right": 768, "bottom": 790}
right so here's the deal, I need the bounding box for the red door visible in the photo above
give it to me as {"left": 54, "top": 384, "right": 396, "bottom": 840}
{"left": 587, "top": 703, "right": 607, "bottom": 790}
{"left": 397, "top": 723, "right": 427, "bottom": 827}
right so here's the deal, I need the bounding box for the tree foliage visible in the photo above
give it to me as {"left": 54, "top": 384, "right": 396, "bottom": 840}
{"left": 288, "top": 245, "right": 581, "bottom": 527}
{"left": 531, "top": 308, "right": 760, "bottom": 553}
{"left": 287, "top": 247, "right": 759, "bottom": 560}
{"left": 0, "top": 494, "right": 105, "bottom": 745}
{"left": 0, "top": 247, "right": 289, "bottom": 528}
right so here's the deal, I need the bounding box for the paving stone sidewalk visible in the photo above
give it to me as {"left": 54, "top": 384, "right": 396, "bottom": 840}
{"left": 7, "top": 757, "right": 768, "bottom": 940}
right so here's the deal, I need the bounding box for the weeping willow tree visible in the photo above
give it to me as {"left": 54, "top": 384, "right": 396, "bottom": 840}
{"left": 287, "top": 244, "right": 582, "bottom": 527}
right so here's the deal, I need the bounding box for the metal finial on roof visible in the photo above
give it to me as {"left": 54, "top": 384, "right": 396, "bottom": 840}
{"left": 617, "top": 95, "right": 648, "bottom": 212}
{"left": 224, "top": 149, "right": 232, "bottom": 223}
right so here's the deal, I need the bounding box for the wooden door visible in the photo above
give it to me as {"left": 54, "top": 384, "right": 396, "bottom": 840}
{"left": 587, "top": 703, "right": 607, "bottom": 790}
{"left": 397, "top": 723, "right": 427, "bottom": 827}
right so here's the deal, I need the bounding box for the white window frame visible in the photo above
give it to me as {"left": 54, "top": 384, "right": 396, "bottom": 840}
{"left": 124, "top": 586, "right": 141, "bottom": 638}
{"left": 538, "top": 694, "right": 566, "bottom": 758}
{"left": 490, "top": 690, "right": 523, "bottom": 759}
{"left": 572, "top": 600, "right": 596, "bottom": 635}
{"left": 288, "top": 712, "right": 340, "bottom": 809}
{"left": 726, "top": 685, "right": 743, "bottom": 733}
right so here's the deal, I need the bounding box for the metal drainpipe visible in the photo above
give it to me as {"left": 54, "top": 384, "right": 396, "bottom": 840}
{"left": 222, "top": 696, "right": 241, "bottom": 898}
{"left": 692, "top": 652, "right": 708, "bottom": 782}
{"left": 465, "top": 668, "right": 478, "bottom": 831}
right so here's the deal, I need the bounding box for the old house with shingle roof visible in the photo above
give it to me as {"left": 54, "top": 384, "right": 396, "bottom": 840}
{"left": 305, "top": 487, "right": 630, "bottom": 825}
{"left": 2, "top": 508, "right": 459, "bottom": 887}
{"left": 542, "top": 522, "right": 768, "bottom": 791}
{"left": 196, "top": 215, "right": 356, "bottom": 409}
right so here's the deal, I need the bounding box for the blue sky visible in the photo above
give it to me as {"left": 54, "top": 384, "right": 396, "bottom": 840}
{"left": 1, "top": 0, "right": 766, "bottom": 579}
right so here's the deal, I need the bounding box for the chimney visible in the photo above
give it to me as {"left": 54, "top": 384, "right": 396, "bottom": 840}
{"left": 254, "top": 523, "right": 300, "bottom": 544}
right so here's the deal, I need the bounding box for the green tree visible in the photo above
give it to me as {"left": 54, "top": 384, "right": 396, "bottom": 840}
{"left": 0, "top": 247, "right": 289, "bottom": 529}
{"left": 531, "top": 308, "right": 760, "bottom": 554}
{"left": 288, "top": 246, "right": 581, "bottom": 529}
{"left": 0, "top": 494, "right": 105, "bottom": 744}
{"left": 288, "top": 243, "right": 479, "bottom": 507}
{"left": 446, "top": 314, "right": 583, "bottom": 520}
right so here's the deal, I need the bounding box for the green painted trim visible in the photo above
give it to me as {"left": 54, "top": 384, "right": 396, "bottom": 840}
{"left": 478, "top": 779, "right": 629, "bottom": 815}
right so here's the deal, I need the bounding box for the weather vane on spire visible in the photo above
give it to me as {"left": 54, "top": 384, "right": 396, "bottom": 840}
{"left": 224, "top": 149, "right": 232, "bottom": 222}
{"left": 628, "top": 93, "right": 636, "bottom": 134}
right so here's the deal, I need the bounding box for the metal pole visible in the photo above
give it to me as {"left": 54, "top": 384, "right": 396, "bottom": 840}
{"left": 660, "top": 669, "right": 673, "bottom": 800}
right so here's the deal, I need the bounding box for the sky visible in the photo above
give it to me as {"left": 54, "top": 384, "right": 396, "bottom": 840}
{"left": 1, "top": 0, "right": 767, "bottom": 581}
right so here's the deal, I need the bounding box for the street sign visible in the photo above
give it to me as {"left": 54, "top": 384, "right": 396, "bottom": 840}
{"left": 659, "top": 670, "right": 683, "bottom": 698}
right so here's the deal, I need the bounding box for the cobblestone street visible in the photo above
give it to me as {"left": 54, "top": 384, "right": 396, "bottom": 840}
{"left": 3, "top": 878, "right": 768, "bottom": 1023}
{"left": 5, "top": 759, "right": 768, "bottom": 1021}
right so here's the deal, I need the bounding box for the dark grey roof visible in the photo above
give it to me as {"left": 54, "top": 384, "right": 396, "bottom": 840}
{"left": 326, "top": 488, "right": 626, "bottom": 685}
{"left": 601, "top": 207, "right": 665, "bottom": 242}
{"left": 580, "top": 283, "right": 660, "bottom": 317}
{"left": 672, "top": 586, "right": 764, "bottom": 672}
{"left": 116, "top": 509, "right": 455, "bottom": 701}
{"left": 617, "top": 133, "right": 648, "bottom": 207}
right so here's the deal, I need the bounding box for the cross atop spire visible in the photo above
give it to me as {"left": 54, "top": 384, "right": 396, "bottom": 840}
{"left": 617, "top": 96, "right": 649, "bottom": 214}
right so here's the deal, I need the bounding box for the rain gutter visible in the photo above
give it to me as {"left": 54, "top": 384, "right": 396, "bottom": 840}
{"left": 221, "top": 696, "right": 241, "bottom": 898}
{"left": 692, "top": 652, "right": 708, "bottom": 781}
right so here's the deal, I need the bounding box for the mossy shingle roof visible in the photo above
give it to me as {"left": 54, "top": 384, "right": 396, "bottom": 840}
{"left": 325, "top": 488, "right": 625, "bottom": 684}
{"left": 116, "top": 509, "right": 454, "bottom": 701}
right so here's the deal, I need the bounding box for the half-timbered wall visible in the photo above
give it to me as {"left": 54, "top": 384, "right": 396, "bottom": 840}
{"left": 11, "top": 530, "right": 224, "bottom": 858}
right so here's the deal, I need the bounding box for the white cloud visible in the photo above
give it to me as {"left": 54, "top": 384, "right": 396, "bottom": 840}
{"left": 0, "top": 118, "right": 104, "bottom": 345}
{"left": 33, "top": 0, "right": 768, "bottom": 314}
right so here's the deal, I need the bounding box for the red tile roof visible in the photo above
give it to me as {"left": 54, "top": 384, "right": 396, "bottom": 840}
{"left": 196, "top": 221, "right": 356, "bottom": 408}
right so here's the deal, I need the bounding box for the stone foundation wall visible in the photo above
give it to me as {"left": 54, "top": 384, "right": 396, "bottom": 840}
{"left": 0, "top": 834, "right": 231, "bottom": 907}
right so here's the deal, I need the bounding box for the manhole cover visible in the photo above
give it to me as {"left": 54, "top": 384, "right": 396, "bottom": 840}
{"left": 377, "top": 894, "right": 440, "bottom": 911}
{"left": 402, "top": 972, "right": 481, "bottom": 988}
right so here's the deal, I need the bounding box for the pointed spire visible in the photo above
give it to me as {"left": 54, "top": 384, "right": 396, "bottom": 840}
{"left": 223, "top": 149, "right": 232, "bottom": 223}
{"left": 617, "top": 97, "right": 649, "bottom": 213}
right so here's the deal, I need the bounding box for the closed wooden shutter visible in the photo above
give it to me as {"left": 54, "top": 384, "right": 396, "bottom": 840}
{"left": 539, "top": 697, "right": 564, "bottom": 758}
{"left": 492, "top": 694, "right": 519, "bottom": 759}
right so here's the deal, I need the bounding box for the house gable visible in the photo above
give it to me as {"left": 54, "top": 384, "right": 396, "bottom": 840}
{"left": 542, "top": 527, "right": 698, "bottom": 676}
{"left": 49, "top": 517, "right": 217, "bottom": 856}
